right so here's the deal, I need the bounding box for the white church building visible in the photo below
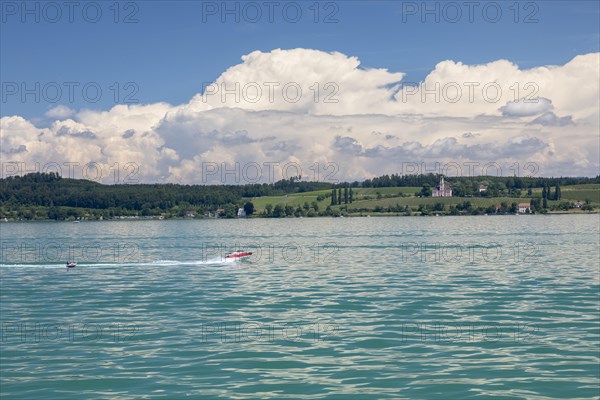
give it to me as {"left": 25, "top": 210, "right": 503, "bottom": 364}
{"left": 432, "top": 176, "right": 452, "bottom": 197}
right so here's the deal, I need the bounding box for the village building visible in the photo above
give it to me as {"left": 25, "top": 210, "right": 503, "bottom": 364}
{"left": 432, "top": 176, "right": 452, "bottom": 197}
{"left": 518, "top": 203, "right": 530, "bottom": 214}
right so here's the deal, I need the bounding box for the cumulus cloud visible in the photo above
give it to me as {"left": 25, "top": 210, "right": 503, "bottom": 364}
{"left": 530, "top": 112, "right": 574, "bottom": 127}
{"left": 55, "top": 125, "right": 97, "bottom": 139}
{"left": 1, "top": 49, "right": 599, "bottom": 182}
{"left": 191, "top": 48, "right": 404, "bottom": 116}
{"left": 1, "top": 144, "right": 27, "bottom": 154}
{"left": 333, "top": 136, "right": 364, "bottom": 156}
{"left": 395, "top": 54, "right": 600, "bottom": 120}
{"left": 500, "top": 97, "right": 553, "bottom": 117}
{"left": 45, "top": 105, "right": 75, "bottom": 119}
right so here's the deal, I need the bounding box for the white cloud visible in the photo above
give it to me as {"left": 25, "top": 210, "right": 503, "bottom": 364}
{"left": 1, "top": 49, "right": 599, "bottom": 182}
{"left": 500, "top": 97, "right": 553, "bottom": 117}
{"left": 45, "top": 105, "right": 75, "bottom": 119}
{"left": 191, "top": 48, "right": 404, "bottom": 116}
{"left": 530, "top": 111, "right": 574, "bottom": 127}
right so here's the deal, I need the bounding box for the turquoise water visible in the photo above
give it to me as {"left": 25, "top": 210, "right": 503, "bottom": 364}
{"left": 1, "top": 215, "right": 599, "bottom": 399}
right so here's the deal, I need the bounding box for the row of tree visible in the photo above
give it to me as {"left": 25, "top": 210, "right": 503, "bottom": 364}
{"left": 363, "top": 173, "right": 598, "bottom": 189}
{"left": 331, "top": 187, "right": 353, "bottom": 205}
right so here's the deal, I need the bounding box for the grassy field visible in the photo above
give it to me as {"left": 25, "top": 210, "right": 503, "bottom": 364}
{"left": 249, "top": 193, "right": 324, "bottom": 209}
{"left": 558, "top": 184, "right": 600, "bottom": 202}
{"left": 249, "top": 187, "right": 421, "bottom": 210}
{"left": 352, "top": 187, "right": 421, "bottom": 198}
{"left": 530, "top": 184, "right": 600, "bottom": 203}
{"left": 249, "top": 184, "right": 599, "bottom": 213}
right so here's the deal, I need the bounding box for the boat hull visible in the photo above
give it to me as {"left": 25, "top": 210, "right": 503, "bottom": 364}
{"left": 225, "top": 252, "right": 252, "bottom": 260}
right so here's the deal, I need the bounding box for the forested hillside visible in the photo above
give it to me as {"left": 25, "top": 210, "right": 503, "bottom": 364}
{"left": 1, "top": 172, "right": 598, "bottom": 220}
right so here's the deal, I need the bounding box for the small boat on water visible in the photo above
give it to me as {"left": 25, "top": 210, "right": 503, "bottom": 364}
{"left": 66, "top": 261, "right": 77, "bottom": 268}
{"left": 225, "top": 252, "right": 252, "bottom": 260}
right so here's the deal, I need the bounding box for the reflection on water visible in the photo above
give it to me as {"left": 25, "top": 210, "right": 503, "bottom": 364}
{"left": 1, "top": 215, "right": 599, "bottom": 399}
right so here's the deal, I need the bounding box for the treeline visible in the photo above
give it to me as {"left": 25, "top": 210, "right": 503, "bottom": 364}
{"left": 362, "top": 173, "right": 599, "bottom": 190}
{"left": 1, "top": 172, "right": 598, "bottom": 220}
{"left": 1, "top": 173, "right": 239, "bottom": 211}
{"left": 0, "top": 173, "right": 330, "bottom": 213}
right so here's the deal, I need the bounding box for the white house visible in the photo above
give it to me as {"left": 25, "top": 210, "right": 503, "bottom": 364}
{"left": 479, "top": 184, "right": 488, "bottom": 192}
{"left": 518, "top": 203, "right": 530, "bottom": 214}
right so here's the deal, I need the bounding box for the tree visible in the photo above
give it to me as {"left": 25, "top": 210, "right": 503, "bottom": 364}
{"left": 555, "top": 184, "right": 561, "bottom": 200}
{"left": 284, "top": 205, "right": 295, "bottom": 216}
{"left": 349, "top": 187, "right": 353, "bottom": 203}
{"left": 311, "top": 201, "right": 319, "bottom": 212}
{"left": 243, "top": 202, "right": 254, "bottom": 216}
{"left": 273, "top": 204, "right": 284, "bottom": 218}
{"left": 265, "top": 204, "right": 273, "bottom": 217}
{"left": 338, "top": 188, "right": 342, "bottom": 205}
{"left": 499, "top": 202, "right": 508, "bottom": 214}
{"left": 223, "top": 204, "right": 238, "bottom": 218}
{"left": 344, "top": 187, "right": 349, "bottom": 204}
{"left": 542, "top": 186, "right": 547, "bottom": 200}
{"left": 543, "top": 196, "right": 548, "bottom": 209}
{"left": 420, "top": 184, "right": 432, "bottom": 197}
{"left": 331, "top": 189, "right": 337, "bottom": 205}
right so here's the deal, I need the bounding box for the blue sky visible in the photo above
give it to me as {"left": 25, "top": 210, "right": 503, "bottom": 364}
{"left": 1, "top": 1, "right": 599, "bottom": 181}
{"left": 2, "top": 0, "right": 599, "bottom": 118}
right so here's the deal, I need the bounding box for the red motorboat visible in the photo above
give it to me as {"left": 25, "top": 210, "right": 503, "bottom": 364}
{"left": 225, "top": 252, "right": 252, "bottom": 260}
{"left": 66, "top": 261, "right": 77, "bottom": 268}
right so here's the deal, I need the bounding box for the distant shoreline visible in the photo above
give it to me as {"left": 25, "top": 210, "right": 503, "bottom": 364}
{"left": 2, "top": 173, "right": 598, "bottom": 221}
{"left": 2, "top": 210, "right": 598, "bottom": 223}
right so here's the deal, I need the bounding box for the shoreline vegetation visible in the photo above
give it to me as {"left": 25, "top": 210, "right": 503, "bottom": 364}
{"left": 1, "top": 172, "right": 599, "bottom": 221}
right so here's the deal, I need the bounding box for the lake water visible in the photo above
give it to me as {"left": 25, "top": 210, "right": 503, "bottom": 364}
{"left": 1, "top": 215, "right": 599, "bottom": 399}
